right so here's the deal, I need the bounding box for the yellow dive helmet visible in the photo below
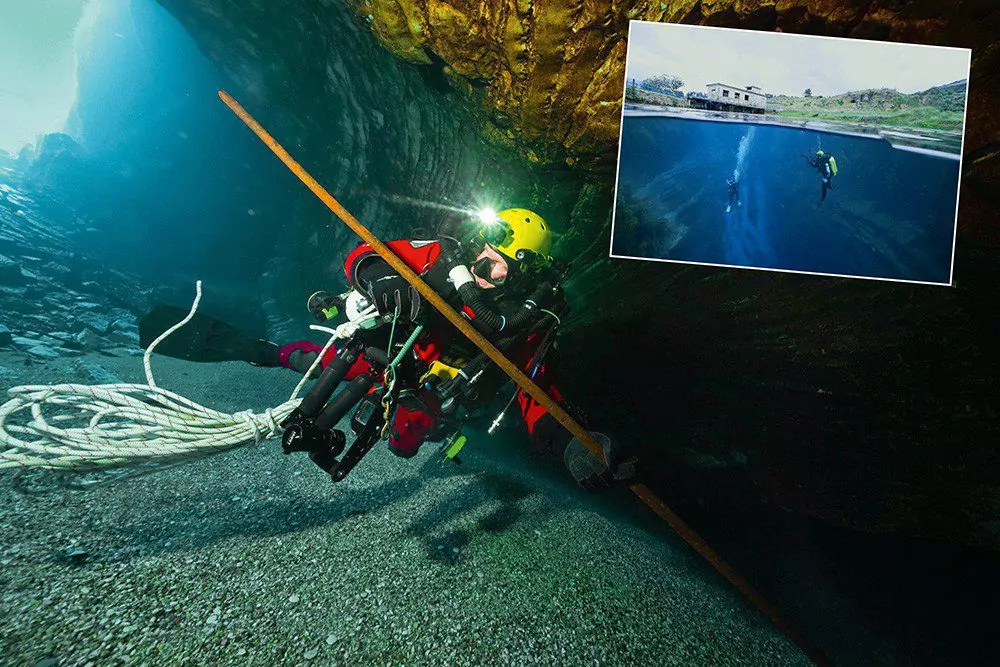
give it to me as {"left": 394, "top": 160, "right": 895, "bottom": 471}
{"left": 479, "top": 208, "right": 554, "bottom": 265}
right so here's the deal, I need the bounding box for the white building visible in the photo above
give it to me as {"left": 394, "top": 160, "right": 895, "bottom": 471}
{"left": 704, "top": 83, "right": 767, "bottom": 112}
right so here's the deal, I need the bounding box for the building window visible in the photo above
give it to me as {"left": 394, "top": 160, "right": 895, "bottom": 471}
{"left": 745, "top": 94, "right": 750, "bottom": 100}
{"left": 722, "top": 90, "right": 729, "bottom": 97}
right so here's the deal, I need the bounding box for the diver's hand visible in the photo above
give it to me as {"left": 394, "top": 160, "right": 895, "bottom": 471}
{"left": 364, "top": 273, "right": 423, "bottom": 322}
{"left": 531, "top": 280, "right": 565, "bottom": 315}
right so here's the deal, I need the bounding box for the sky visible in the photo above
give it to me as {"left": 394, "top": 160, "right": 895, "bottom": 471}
{"left": 625, "top": 21, "right": 971, "bottom": 98}
{"left": 0, "top": 0, "right": 100, "bottom": 155}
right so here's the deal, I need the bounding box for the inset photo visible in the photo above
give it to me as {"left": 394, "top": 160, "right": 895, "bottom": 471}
{"left": 611, "top": 22, "right": 971, "bottom": 285}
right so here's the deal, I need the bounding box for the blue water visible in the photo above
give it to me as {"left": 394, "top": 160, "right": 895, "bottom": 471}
{"left": 613, "top": 116, "right": 960, "bottom": 284}
{"left": 45, "top": 0, "right": 301, "bottom": 290}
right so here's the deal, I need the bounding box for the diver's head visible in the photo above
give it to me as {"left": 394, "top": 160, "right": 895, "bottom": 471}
{"left": 473, "top": 207, "right": 555, "bottom": 291}
{"left": 816, "top": 150, "right": 825, "bottom": 157}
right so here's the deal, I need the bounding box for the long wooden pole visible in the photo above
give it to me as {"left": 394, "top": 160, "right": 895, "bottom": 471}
{"left": 218, "top": 91, "right": 828, "bottom": 665}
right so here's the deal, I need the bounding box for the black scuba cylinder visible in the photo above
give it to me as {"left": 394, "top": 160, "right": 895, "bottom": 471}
{"left": 296, "top": 343, "right": 360, "bottom": 417}
{"left": 315, "top": 375, "right": 375, "bottom": 430}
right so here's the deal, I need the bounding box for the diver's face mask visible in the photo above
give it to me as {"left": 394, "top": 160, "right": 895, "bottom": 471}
{"left": 471, "top": 245, "right": 514, "bottom": 289}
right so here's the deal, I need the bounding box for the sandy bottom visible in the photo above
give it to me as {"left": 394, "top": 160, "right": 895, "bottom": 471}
{"left": 0, "top": 351, "right": 807, "bottom": 665}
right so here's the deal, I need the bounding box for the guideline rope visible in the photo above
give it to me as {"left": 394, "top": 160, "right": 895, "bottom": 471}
{"left": 0, "top": 281, "right": 330, "bottom": 473}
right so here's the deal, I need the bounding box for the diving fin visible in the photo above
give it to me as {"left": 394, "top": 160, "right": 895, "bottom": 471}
{"left": 138, "top": 304, "right": 281, "bottom": 366}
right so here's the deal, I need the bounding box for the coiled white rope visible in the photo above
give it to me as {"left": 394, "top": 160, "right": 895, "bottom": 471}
{"left": 0, "top": 281, "right": 335, "bottom": 476}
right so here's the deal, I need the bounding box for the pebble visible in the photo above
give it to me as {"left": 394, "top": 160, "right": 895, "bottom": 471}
{"left": 289, "top": 594, "right": 300, "bottom": 603}
{"left": 67, "top": 547, "right": 88, "bottom": 564}
{"left": 304, "top": 647, "right": 319, "bottom": 660}
{"left": 326, "top": 633, "right": 339, "bottom": 645}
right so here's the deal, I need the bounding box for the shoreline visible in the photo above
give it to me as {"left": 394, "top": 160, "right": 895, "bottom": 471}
{"left": 623, "top": 104, "right": 962, "bottom": 159}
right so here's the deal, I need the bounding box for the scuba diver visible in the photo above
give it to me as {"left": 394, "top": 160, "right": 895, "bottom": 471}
{"left": 804, "top": 150, "right": 838, "bottom": 202}
{"left": 139, "top": 208, "right": 638, "bottom": 493}
{"left": 726, "top": 177, "right": 740, "bottom": 213}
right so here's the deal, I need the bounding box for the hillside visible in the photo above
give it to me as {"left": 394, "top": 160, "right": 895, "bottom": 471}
{"left": 768, "top": 80, "right": 967, "bottom": 131}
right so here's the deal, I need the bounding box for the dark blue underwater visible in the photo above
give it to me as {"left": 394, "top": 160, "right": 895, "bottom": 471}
{"left": 613, "top": 116, "right": 961, "bottom": 284}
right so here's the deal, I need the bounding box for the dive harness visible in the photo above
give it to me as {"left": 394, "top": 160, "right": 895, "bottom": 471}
{"left": 280, "top": 274, "right": 564, "bottom": 481}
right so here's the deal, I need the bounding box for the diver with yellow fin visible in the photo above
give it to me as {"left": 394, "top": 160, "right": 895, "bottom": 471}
{"left": 804, "top": 150, "right": 838, "bottom": 202}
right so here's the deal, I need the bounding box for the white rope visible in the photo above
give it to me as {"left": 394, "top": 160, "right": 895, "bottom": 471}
{"left": 0, "top": 280, "right": 340, "bottom": 475}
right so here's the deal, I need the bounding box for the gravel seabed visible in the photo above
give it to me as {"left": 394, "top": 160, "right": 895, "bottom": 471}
{"left": 0, "top": 353, "right": 809, "bottom": 666}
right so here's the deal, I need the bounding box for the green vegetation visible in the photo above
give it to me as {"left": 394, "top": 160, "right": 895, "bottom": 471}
{"left": 775, "top": 105, "right": 963, "bottom": 130}
{"left": 916, "top": 81, "right": 967, "bottom": 112}
{"left": 769, "top": 82, "right": 966, "bottom": 132}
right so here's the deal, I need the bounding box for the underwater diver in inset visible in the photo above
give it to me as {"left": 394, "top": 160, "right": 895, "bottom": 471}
{"left": 726, "top": 177, "right": 741, "bottom": 213}
{"left": 139, "top": 208, "right": 638, "bottom": 492}
{"left": 804, "top": 150, "right": 838, "bottom": 202}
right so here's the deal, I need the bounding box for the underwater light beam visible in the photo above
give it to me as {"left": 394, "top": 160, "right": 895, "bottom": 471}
{"left": 369, "top": 192, "right": 481, "bottom": 217}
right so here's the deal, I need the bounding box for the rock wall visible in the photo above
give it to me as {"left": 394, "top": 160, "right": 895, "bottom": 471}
{"left": 0, "top": 165, "right": 150, "bottom": 377}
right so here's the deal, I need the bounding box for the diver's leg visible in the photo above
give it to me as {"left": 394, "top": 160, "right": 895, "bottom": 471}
{"left": 278, "top": 341, "right": 323, "bottom": 372}
{"left": 139, "top": 304, "right": 281, "bottom": 366}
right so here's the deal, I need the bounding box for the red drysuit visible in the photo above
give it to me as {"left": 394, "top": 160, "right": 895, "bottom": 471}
{"left": 280, "top": 239, "right": 570, "bottom": 458}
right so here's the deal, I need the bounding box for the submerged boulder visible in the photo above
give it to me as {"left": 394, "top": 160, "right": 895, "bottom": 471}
{"left": 12, "top": 335, "right": 47, "bottom": 348}
{"left": 0, "top": 254, "right": 26, "bottom": 286}
{"left": 73, "top": 358, "right": 122, "bottom": 385}
{"left": 74, "top": 312, "right": 114, "bottom": 335}
{"left": 0, "top": 323, "right": 11, "bottom": 346}
{"left": 26, "top": 345, "right": 62, "bottom": 360}
{"left": 74, "top": 328, "right": 108, "bottom": 349}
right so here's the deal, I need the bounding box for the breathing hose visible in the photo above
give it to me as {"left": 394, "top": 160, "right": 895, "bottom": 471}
{"left": 455, "top": 280, "right": 554, "bottom": 337}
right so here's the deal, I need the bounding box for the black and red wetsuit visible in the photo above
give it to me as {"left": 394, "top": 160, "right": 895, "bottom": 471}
{"left": 279, "top": 239, "right": 577, "bottom": 460}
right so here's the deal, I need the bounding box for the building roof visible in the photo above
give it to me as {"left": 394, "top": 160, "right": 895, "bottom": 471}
{"left": 705, "top": 83, "right": 766, "bottom": 96}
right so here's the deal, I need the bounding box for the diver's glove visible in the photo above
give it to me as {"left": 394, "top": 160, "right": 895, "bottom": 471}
{"left": 360, "top": 263, "right": 423, "bottom": 322}
{"left": 564, "top": 431, "right": 638, "bottom": 493}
